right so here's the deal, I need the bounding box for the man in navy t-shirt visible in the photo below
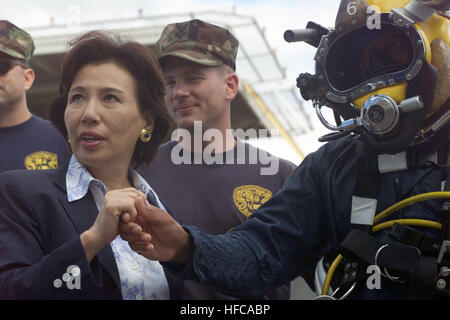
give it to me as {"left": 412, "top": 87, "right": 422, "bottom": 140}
{"left": 139, "top": 20, "right": 297, "bottom": 300}
{"left": 0, "top": 20, "right": 70, "bottom": 174}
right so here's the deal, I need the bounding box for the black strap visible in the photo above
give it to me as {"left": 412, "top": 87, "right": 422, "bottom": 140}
{"left": 339, "top": 229, "right": 421, "bottom": 273}
{"left": 407, "top": 256, "right": 437, "bottom": 300}
{"left": 351, "top": 139, "right": 380, "bottom": 231}
{"left": 354, "top": 139, "right": 380, "bottom": 200}
{"left": 437, "top": 142, "right": 449, "bottom": 167}
{"left": 406, "top": 137, "right": 449, "bottom": 169}
{"left": 388, "top": 223, "right": 440, "bottom": 256}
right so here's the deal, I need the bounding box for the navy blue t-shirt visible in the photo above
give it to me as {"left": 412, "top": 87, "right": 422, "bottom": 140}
{"left": 139, "top": 139, "right": 297, "bottom": 299}
{"left": 0, "top": 115, "right": 71, "bottom": 174}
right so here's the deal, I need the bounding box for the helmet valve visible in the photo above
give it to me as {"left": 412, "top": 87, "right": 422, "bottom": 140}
{"left": 361, "top": 95, "right": 423, "bottom": 136}
{"left": 314, "top": 95, "right": 423, "bottom": 142}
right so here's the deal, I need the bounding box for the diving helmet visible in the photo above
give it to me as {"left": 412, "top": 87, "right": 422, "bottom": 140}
{"left": 286, "top": 0, "right": 450, "bottom": 153}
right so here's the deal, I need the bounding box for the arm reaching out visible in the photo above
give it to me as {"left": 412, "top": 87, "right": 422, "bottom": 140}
{"left": 120, "top": 197, "right": 193, "bottom": 265}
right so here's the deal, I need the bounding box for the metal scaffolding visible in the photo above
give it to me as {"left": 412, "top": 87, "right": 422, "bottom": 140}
{"left": 26, "top": 10, "right": 314, "bottom": 160}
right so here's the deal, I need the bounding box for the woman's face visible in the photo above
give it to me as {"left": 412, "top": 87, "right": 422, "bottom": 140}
{"left": 64, "top": 61, "right": 148, "bottom": 171}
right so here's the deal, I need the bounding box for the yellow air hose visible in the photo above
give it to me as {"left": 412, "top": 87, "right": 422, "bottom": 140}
{"left": 321, "top": 192, "right": 450, "bottom": 296}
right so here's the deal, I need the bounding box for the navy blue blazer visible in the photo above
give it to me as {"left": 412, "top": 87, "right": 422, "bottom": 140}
{"left": 0, "top": 162, "right": 182, "bottom": 299}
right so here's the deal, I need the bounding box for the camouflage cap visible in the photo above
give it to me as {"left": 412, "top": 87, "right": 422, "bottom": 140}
{"left": 157, "top": 19, "right": 239, "bottom": 71}
{"left": 0, "top": 20, "right": 35, "bottom": 62}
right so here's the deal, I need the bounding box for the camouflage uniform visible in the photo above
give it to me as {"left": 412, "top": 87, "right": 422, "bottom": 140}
{"left": 0, "top": 20, "right": 34, "bottom": 63}
{"left": 157, "top": 19, "right": 239, "bottom": 71}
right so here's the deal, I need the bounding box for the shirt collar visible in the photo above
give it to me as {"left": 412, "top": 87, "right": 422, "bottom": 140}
{"left": 66, "top": 155, "right": 156, "bottom": 204}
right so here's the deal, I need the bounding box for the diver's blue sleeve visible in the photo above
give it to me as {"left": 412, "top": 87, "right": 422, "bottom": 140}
{"left": 162, "top": 141, "right": 337, "bottom": 297}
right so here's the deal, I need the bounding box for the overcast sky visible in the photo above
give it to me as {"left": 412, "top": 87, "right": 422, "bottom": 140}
{"left": 3, "top": 0, "right": 342, "bottom": 164}
{"left": 3, "top": 0, "right": 340, "bottom": 79}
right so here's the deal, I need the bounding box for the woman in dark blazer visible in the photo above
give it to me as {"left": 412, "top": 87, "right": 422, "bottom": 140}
{"left": 0, "top": 31, "right": 180, "bottom": 299}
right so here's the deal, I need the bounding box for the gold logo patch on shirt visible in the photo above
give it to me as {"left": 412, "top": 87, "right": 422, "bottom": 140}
{"left": 233, "top": 185, "right": 272, "bottom": 218}
{"left": 24, "top": 151, "right": 58, "bottom": 170}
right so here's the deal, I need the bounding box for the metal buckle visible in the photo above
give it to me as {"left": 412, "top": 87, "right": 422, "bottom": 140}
{"left": 437, "top": 240, "right": 450, "bottom": 264}
{"left": 374, "top": 244, "right": 407, "bottom": 283}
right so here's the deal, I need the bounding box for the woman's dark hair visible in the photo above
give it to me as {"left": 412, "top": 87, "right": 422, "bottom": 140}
{"left": 48, "top": 30, "right": 173, "bottom": 169}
